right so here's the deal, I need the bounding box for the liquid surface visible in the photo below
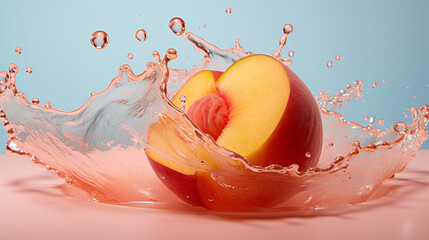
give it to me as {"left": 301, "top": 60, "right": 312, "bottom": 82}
{"left": 0, "top": 22, "right": 427, "bottom": 213}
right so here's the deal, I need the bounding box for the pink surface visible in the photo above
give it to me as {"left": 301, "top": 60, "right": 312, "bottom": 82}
{"left": 0, "top": 150, "right": 428, "bottom": 240}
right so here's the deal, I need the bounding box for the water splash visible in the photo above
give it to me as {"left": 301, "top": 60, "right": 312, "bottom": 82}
{"left": 0, "top": 23, "right": 428, "bottom": 213}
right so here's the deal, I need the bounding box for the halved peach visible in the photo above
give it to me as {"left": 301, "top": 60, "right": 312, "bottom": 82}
{"left": 145, "top": 54, "right": 323, "bottom": 210}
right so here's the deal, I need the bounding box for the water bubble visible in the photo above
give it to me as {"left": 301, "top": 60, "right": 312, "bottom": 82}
{"left": 335, "top": 55, "right": 341, "bottom": 61}
{"left": 90, "top": 30, "right": 109, "bottom": 49}
{"left": 288, "top": 51, "right": 295, "bottom": 57}
{"left": 305, "top": 152, "right": 311, "bottom": 158}
{"left": 326, "top": 61, "right": 333, "bottom": 68}
{"left": 135, "top": 29, "right": 147, "bottom": 42}
{"left": 127, "top": 53, "right": 133, "bottom": 60}
{"left": 283, "top": 24, "right": 293, "bottom": 34}
{"left": 225, "top": 7, "right": 232, "bottom": 14}
{"left": 371, "top": 82, "right": 378, "bottom": 88}
{"left": 32, "top": 98, "right": 40, "bottom": 104}
{"left": 169, "top": 17, "right": 186, "bottom": 36}
{"left": 43, "top": 102, "right": 52, "bottom": 108}
{"left": 377, "top": 119, "right": 384, "bottom": 125}
{"left": 25, "top": 67, "right": 32, "bottom": 74}
{"left": 15, "top": 47, "right": 22, "bottom": 55}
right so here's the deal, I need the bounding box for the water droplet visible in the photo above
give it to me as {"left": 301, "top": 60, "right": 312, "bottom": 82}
{"left": 90, "top": 30, "right": 109, "bottom": 49}
{"left": 406, "top": 86, "right": 410, "bottom": 89}
{"left": 335, "top": 55, "right": 341, "bottom": 61}
{"left": 169, "top": 17, "right": 186, "bottom": 36}
{"left": 43, "top": 102, "right": 52, "bottom": 108}
{"left": 326, "top": 61, "right": 333, "bottom": 68}
{"left": 179, "top": 95, "right": 187, "bottom": 103}
{"left": 9, "top": 64, "right": 18, "bottom": 74}
{"left": 203, "top": 24, "right": 207, "bottom": 28}
{"left": 146, "top": 62, "right": 156, "bottom": 68}
{"left": 377, "top": 119, "right": 384, "bottom": 125}
{"left": 127, "top": 53, "right": 133, "bottom": 60}
{"left": 328, "top": 142, "right": 334, "bottom": 147}
{"left": 362, "top": 99, "right": 366, "bottom": 103}
{"left": 363, "top": 116, "right": 369, "bottom": 121}
{"left": 200, "top": 160, "right": 205, "bottom": 165}
{"left": 207, "top": 198, "right": 214, "bottom": 202}
{"left": 371, "top": 82, "right": 378, "bottom": 88}
{"left": 382, "top": 80, "right": 386, "bottom": 84}
{"left": 25, "top": 67, "right": 32, "bottom": 74}
{"left": 90, "top": 91, "right": 96, "bottom": 96}
{"left": 166, "top": 48, "right": 177, "bottom": 60}
{"left": 283, "top": 24, "right": 293, "bottom": 34}
{"left": 179, "top": 95, "right": 187, "bottom": 112}
{"left": 305, "top": 152, "right": 311, "bottom": 158}
{"left": 15, "top": 47, "right": 22, "bottom": 55}
{"left": 135, "top": 29, "right": 147, "bottom": 42}
{"left": 32, "top": 98, "right": 39, "bottom": 104}
{"left": 225, "top": 7, "right": 232, "bottom": 14}
{"left": 288, "top": 50, "right": 295, "bottom": 57}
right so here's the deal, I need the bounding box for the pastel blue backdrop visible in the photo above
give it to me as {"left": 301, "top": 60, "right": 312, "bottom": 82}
{"left": 0, "top": 0, "right": 428, "bottom": 151}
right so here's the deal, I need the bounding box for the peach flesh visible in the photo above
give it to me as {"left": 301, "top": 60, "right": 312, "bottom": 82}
{"left": 187, "top": 93, "right": 229, "bottom": 140}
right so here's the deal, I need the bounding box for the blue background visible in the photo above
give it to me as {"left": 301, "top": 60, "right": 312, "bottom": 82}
{"left": 0, "top": 0, "right": 428, "bottom": 151}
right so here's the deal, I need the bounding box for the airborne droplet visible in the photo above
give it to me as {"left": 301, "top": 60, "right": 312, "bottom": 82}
{"left": 225, "top": 8, "right": 232, "bottom": 14}
{"left": 26, "top": 67, "right": 32, "bottom": 74}
{"left": 283, "top": 24, "right": 293, "bottom": 34}
{"left": 127, "top": 53, "right": 134, "bottom": 60}
{"left": 90, "top": 30, "right": 109, "bottom": 49}
{"left": 135, "top": 29, "right": 147, "bottom": 42}
{"left": 169, "top": 17, "right": 186, "bottom": 36}
{"left": 305, "top": 152, "right": 311, "bottom": 158}
{"left": 15, "top": 47, "right": 22, "bottom": 55}
{"left": 335, "top": 55, "right": 341, "bottom": 61}
{"left": 326, "top": 61, "right": 333, "bottom": 68}
{"left": 371, "top": 82, "right": 378, "bottom": 88}
{"left": 288, "top": 51, "right": 295, "bottom": 57}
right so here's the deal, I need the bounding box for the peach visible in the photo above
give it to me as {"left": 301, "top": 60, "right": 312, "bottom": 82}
{"left": 145, "top": 54, "right": 323, "bottom": 210}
